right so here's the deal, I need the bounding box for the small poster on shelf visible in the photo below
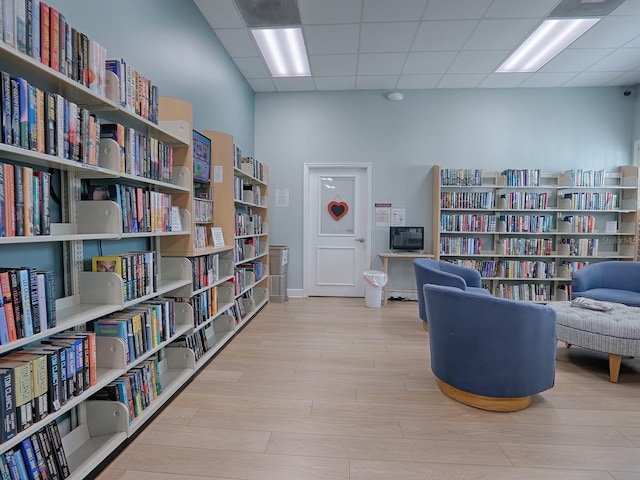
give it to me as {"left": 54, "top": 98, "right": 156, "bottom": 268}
{"left": 211, "top": 227, "right": 225, "bottom": 247}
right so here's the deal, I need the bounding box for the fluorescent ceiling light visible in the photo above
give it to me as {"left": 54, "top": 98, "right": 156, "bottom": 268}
{"left": 497, "top": 18, "right": 600, "bottom": 73}
{"left": 251, "top": 28, "right": 311, "bottom": 77}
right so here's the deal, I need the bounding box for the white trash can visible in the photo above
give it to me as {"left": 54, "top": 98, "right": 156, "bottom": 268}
{"left": 363, "top": 270, "right": 388, "bottom": 308}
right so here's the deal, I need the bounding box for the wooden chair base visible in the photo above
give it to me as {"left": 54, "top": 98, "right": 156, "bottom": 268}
{"left": 436, "top": 378, "right": 532, "bottom": 412}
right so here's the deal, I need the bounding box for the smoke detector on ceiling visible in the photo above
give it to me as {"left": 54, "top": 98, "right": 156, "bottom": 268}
{"left": 386, "top": 92, "right": 405, "bottom": 102}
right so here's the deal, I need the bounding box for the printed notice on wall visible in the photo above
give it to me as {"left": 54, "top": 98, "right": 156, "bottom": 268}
{"left": 275, "top": 188, "right": 290, "bottom": 207}
{"left": 375, "top": 203, "right": 391, "bottom": 227}
{"left": 213, "top": 165, "right": 223, "bottom": 183}
{"left": 391, "top": 208, "right": 406, "bottom": 226}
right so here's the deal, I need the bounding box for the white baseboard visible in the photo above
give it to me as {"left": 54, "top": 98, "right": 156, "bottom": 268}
{"left": 287, "top": 288, "right": 304, "bottom": 298}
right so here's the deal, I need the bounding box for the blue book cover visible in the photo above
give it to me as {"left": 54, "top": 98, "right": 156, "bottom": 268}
{"left": 11, "top": 447, "right": 30, "bottom": 480}
{"left": 20, "top": 437, "right": 41, "bottom": 480}
{"left": 1, "top": 72, "right": 12, "bottom": 145}
{"left": 27, "top": 85, "right": 37, "bottom": 151}
{"left": 0, "top": 453, "right": 12, "bottom": 480}
{"left": 17, "top": 269, "right": 33, "bottom": 337}
{"left": 32, "top": 0, "right": 41, "bottom": 62}
{"left": 94, "top": 319, "right": 130, "bottom": 363}
{"left": 10, "top": 78, "right": 20, "bottom": 148}
{"left": 14, "top": 78, "right": 29, "bottom": 149}
{"left": 4, "top": 451, "right": 20, "bottom": 480}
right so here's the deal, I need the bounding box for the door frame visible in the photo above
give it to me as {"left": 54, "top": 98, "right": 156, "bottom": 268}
{"left": 303, "top": 163, "right": 372, "bottom": 297}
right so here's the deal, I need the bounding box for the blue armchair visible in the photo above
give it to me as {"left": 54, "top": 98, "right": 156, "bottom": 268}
{"left": 423, "top": 284, "right": 557, "bottom": 411}
{"left": 413, "top": 258, "right": 490, "bottom": 328}
{"left": 572, "top": 261, "right": 640, "bottom": 306}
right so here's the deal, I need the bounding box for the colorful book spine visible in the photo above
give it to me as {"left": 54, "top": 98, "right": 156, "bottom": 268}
{"left": 40, "top": 2, "right": 50, "bottom": 67}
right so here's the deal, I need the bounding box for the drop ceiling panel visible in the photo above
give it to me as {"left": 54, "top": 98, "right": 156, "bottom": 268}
{"left": 298, "top": 0, "right": 363, "bottom": 24}
{"left": 479, "top": 72, "right": 532, "bottom": 88}
{"left": 215, "top": 28, "right": 258, "bottom": 57}
{"left": 412, "top": 20, "right": 478, "bottom": 51}
{"left": 541, "top": 48, "right": 617, "bottom": 72}
{"left": 233, "top": 57, "right": 269, "bottom": 78}
{"left": 315, "top": 76, "right": 357, "bottom": 90}
{"left": 570, "top": 16, "right": 640, "bottom": 48}
{"left": 521, "top": 72, "right": 579, "bottom": 87}
{"left": 564, "top": 71, "right": 626, "bottom": 87}
{"left": 402, "top": 51, "right": 457, "bottom": 74}
{"left": 357, "top": 53, "right": 407, "bottom": 75}
{"left": 447, "top": 50, "right": 511, "bottom": 74}
{"left": 484, "top": 0, "right": 559, "bottom": 19}
{"left": 437, "top": 73, "right": 487, "bottom": 88}
{"left": 396, "top": 74, "right": 442, "bottom": 89}
{"left": 588, "top": 48, "right": 640, "bottom": 71}
{"left": 304, "top": 24, "right": 361, "bottom": 54}
{"left": 247, "top": 78, "right": 276, "bottom": 92}
{"left": 194, "top": 0, "right": 244, "bottom": 28}
{"left": 355, "top": 75, "right": 399, "bottom": 89}
{"left": 611, "top": 0, "right": 640, "bottom": 15}
{"left": 464, "top": 19, "right": 539, "bottom": 50}
{"left": 273, "top": 77, "right": 317, "bottom": 91}
{"left": 359, "top": 22, "right": 419, "bottom": 53}
{"left": 362, "top": 0, "right": 428, "bottom": 22}
{"left": 423, "top": 0, "right": 492, "bottom": 20}
{"left": 309, "top": 54, "right": 358, "bottom": 76}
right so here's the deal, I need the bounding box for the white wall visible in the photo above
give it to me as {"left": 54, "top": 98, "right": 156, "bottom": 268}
{"left": 256, "top": 87, "right": 636, "bottom": 292}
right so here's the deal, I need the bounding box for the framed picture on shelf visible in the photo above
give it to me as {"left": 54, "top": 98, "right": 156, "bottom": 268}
{"left": 211, "top": 227, "right": 225, "bottom": 247}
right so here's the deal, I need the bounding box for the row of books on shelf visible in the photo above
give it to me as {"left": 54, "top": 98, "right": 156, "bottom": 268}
{"left": 0, "top": 331, "right": 97, "bottom": 439}
{"left": 82, "top": 182, "right": 173, "bottom": 234}
{"left": 0, "top": 420, "right": 70, "bottom": 480}
{"left": 562, "top": 192, "right": 617, "bottom": 210}
{"left": 441, "top": 237, "right": 604, "bottom": 257}
{"left": 92, "top": 298, "right": 176, "bottom": 364}
{"left": 170, "top": 328, "right": 212, "bottom": 362}
{"left": 193, "top": 225, "right": 208, "bottom": 250}
{"left": 93, "top": 355, "right": 162, "bottom": 424}
{"left": 501, "top": 169, "right": 542, "bottom": 187}
{"left": 0, "top": 267, "right": 55, "bottom": 345}
{"left": 441, "top": 191, "right": 495, "bottom": 209}
{"left": 501, "top": 191, "right": 549, "bottom": 210}
{"left": 172, "top": 287, "right": 218, "bottom": 329}
{"left": 100, "top": 123, "right": 174, "bottom": 182}
{"left": 91, "top": 251, "right": 157, "bottom": 302}
{"left": 187, "top": 253, "right": 220, "bottom": 291}
{"left": 441, "top": 168, "right": 609, "bottom": 188}
{"left": 440, "top": 168, "right": 482, "bottom": 186}
{"left": 448, "top": 259, "right": 590, "bottom": 278}
{"left": 499, "top": 238, "right": 554, "bottom": 256}
{"left": 561, "top": 237, "right": 599, "bottom": 257}
{"left": 562, "top": 215, "right": 597, "bottom": 233}
{"left": 233, "top": 148, "right": 266, "bottom": 182}
{"left": 1, "top": 164, "right": 50, "bottom": 238}
{"left": 561, "top": 169, "right": 607, "bottom": 187}
{"left": 193, "top": 198, "right": 213, "bottom": 223}
{"left": 105, "top": 58, "right": 160, "bottom": 123}
{"left": 234, "top": 237, "right": 262, "bottom": 263}
{"left": 232, "top": 262, "right": 264, "bottom": 296}
{"left": 1, "top": 72, "right": 100, "bottom": 164}
{"left": 495, "top": 283, "right": 553, "bottom": 302}
{"left": 2, "top": 0, "right": 106, "bottom": 98}
{"left": 235, "top": 213, "right": 265, "bottom": 237}
{"left": 234, "top": 177, "right": 265, "bottom": 205}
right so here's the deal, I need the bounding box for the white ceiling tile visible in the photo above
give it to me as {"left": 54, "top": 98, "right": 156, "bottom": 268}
{"left": 233, "top": 57, "right": 269, "bottom": 78}
{"left": 304, "top": 25, "right": 360, "bottom": 54}
{"left": 521, "top": 72, "right": 579, "bottom": 87}
{"left": 437, "top": 73, "right": 487, "bottom": 88}
{"left": 423, "top": 0, "right": 492, "bottom": 20}
{"left": 412, "top": 20, "right": 478, "bottom": 51}
{"left": 587, "top": 48, "right": 640, "bottom": 71}
{"left": 247, "top": 78, "right": 276, "bottom": 92}
{"left": 403, "top": 51, "right": 457, "bottom": 74}
{"left": 625, "top": 35, "right": 640, "bottom": 47}
{"left": 362, "top": 0, "right": 428, "bottom": 22}
{"left": 447, "top": 51, "right": 510, "bottom": 74}
{"left": 564, "top": 71, "right": 627, "bottom": 87}
{"left": 484, "top": 0, "right": 559, "bottom": 19}
{"left": 606, "top": 71, "right": 640, "bottom": 85}
{"left": 464, "top": 19, "right": 539, "bottom": 50}
{"left": 315, "top": 77, "right": 357, "bottom": 90}
{"left": 357, "top": 53, "right": 407, "bottom": 75}
{"left": 611, "top": 0, "right": 640, "bottom": 15}
{"left": 356, "top": 75, "right": 399, "bottom": 89}
{"left": 194, "top": 0, "right": 244, "bottom": 28}
{"left": 309, "top": 54, "right": 358, "bottom": 76}
{"left": 479, "top": 73, "right": 532, "bottom": 88}
{"left": 570, "top": 17, "right": 640, "bottom": 48}
{"left": 541, "top": 48, "right": 616, "bottom": 72}
{"left": 359, "top": 22, "right": 419, "bottom": 53}
{"left": 273, "top": 77, "right": 317, "bottom": 91}
{"left": 214, "top": 28, "right": 258, "bottom": 57}
{"left": 396, "top": 74, "right": 442, "bottom": 88}
{"left": 298, "top": 0, "right": 363, "bottom": 24}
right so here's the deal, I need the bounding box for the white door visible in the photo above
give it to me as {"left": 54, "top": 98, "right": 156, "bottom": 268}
{"left": 304, "top": 164, "right": 371, "bottom": 297}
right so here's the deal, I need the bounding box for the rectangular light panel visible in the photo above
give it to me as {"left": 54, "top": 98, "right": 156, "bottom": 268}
{"left": 252, "top": 28, "right": 311, "bottom": 77}
{"left": 497, "top": 18, "right": 601, "bottom": 73}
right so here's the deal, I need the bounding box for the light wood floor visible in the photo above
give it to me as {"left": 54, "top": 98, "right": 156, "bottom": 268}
{"left": 96, "top": 297, "right": 640, "bottom": 480}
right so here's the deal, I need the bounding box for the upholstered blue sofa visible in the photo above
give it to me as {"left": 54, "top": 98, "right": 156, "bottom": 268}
{"left": 413, "top": 258, "right": 490, "bottom": 328}
{"left": 423, "top": 284, "right": 557, "bottom": 411}
{"left": 572, "top": 261, "right": 640, "bottom": 307}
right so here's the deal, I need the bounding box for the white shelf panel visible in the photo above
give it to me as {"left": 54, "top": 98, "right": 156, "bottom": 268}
{"left": 192, "top": 300, "right": 235, "bottom": 334}
{"left": 66, "top": 431, "right": 128, "bottom": 480}
{"left": 234, "top": 199, "right": 267, "bottom": 209}
{"left": 235, "top": 252, "right": 268, "bottom": 266}
{"left": 194, "top": 330, "right": 235, "bottom": 372}
{"left": 236, "top": 233, "right": 269, "bottom": 239}
{"left": 233, "top": 167, "right": 267, "bottom": 186}
{"left": 235, "top": 295, "right": 268, "bottom": 331}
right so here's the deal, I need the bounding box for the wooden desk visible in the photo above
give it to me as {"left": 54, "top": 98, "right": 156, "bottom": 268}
{"left": 378, "top": 252, "right": 434, "bottom": 306}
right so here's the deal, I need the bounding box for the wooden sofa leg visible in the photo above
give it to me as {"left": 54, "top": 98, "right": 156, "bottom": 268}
{"left": 609, "top": 354, "right": 622, "bottom": 383}
{"left": 422, "top": 321, "right": 429, "bottom": 332}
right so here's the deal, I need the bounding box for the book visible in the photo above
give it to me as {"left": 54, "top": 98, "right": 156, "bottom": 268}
{"left": 91, "top": 255, "right": 123, "bottom": 275}
{"left": 9, "top": 78, "right": 19, "bottom": 147}
{"left": 8, "top": 447, "right": 30, "bottom": 480}
{"left": 22, "top": 166, "right": 34, "bottom": 236}
{"left": 35, "top": 171, "right": 50, "bottom": 235}
{"left": 44, "top": 91, "right": 55, "bottom": 156}
{"left": 49, "top": 335, "right": 83, "bottom": 395}
{"left": 0, "top": 368, "right": 17, "bottom": 443}
{"left": 27, "top": 84, "right": 37, "bottom": 151}
{"left": 0, "top": 360, "right": 32, "bottom": 432}
{"left": 17, "top": 268, "right": 34, "bottom": 337}
{"left": 45, "top": 422, "right": 70, "bottom": 478}
{"left": 49, "top": 5, "right": 59, "bottom": 72}
{"left": 20, "top": 437, "right": 41, "bottom": 480}
{"left": 15, "top": 77, "right": 29, "bottom": 149}
{"left": 15, "top": 0, "right": 26, "bottom": 54}
{"left": 29, "top": 431, "right": 50, "bottom": 480}
{"left": 35, "top": 272, "right": 47, "bottom": 332}
{"left": 34, "top": 427, "right": 61, "bottom": 480}
{"left": 2, "top": 163, "right": 15, "bottom": 237}
{"left": 40, "top": 341, "right": 73, "bottom": 401}
{"left": 23, "top": 347, "right": 60, "bottom": 412}
{"left": 94, "top": 317, "right": 129, "bottom": 363}
{"left": 0, "top": 271, "right": 17, "bottom": 342}
{"left": 14, "top": 165, "right": 24, "bottom": 236}
{"left": 39, "top": 1, "right": 50, "bottom": 67}
{"left": 37, "top": 270, "right": 54, "bottom": 328}
{"left": 5, "top": 352, "right": 48, "bottom": 421}
{"left": 1, "top": 72, "right": 12, "bottom": 145}
{"left": 0, "top": 453, "right": 11, "bottom": 480}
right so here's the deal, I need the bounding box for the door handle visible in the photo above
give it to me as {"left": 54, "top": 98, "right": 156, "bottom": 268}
{"left": 355, "top": 237, "right": 365, "bottom": 243}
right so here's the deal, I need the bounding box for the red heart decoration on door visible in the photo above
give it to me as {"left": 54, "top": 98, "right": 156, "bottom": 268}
{"left": 328, "top": 201, "right": 348, "bottom": 220}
